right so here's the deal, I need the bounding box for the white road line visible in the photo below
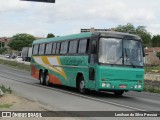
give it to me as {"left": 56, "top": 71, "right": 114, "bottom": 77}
{"left": 48, "top": 87, "right": 147, "bottom": 111}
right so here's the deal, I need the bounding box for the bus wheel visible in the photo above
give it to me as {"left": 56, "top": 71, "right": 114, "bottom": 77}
{"left": 114, "top": 91, "right": 124, "bottom": 96}
{"left": 40, "top": 72, "right": 45, "bottom": 85}
{"left": 78, "top": 76, "right": 86, "bottom": 93}
{"left": 45, "top": 73, "right": 50, "bottom": 86}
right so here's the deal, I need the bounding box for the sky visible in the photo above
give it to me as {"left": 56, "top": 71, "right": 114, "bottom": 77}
{"left": 0, "top": 0, "right": 160, "bottom": 37}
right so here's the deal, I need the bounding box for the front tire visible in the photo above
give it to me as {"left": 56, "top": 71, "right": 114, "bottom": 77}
{"left": 44, "top": 73, "right": 50, "bottom": 86}
{"left": 78, "top": 76, "right": 86, "bottom": 93}
{"left": 114, "top": 91, "right": 124, "bottom": 96}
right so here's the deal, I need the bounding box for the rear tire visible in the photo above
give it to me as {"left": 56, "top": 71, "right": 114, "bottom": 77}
{"left": 40, "top": 72, "right": 45, "bottom": 85}
{"left": 114, "top": 91, "right": 124, "bottom": 96}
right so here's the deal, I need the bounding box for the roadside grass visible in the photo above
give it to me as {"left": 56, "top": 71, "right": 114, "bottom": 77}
{"left": 145, "top": 65, "right": 160, "bottom": 73}
{"left": 144, "top": 85, "right": 160, "bottom": 94}
{"left": 0, "top": 85, "right": 13, "bottom": 108}
{"left": 0, "top": 85, "right": 12, "bottom": 94}
{"left": 0, "top": 104, "right": 12, "bottom": 108}
{"left": 0, "top": 59, "right": 31, "bottom": 71}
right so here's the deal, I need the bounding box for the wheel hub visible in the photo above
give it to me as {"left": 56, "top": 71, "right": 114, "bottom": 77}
{"left": 80, "top": 81, "right": 85, "bottom": 90}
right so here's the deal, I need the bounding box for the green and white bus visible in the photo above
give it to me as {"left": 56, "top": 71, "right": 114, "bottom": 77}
{"left": 31, "top": 31, "right": 144, "bottom": 96}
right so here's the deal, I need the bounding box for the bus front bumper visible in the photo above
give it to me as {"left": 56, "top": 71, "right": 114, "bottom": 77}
{"left": 97, "top": 81, "right": 144, "bottom": 92}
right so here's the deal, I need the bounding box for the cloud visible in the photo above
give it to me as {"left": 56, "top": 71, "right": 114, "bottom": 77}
{"left": 0, "top": 0, "right": 30, "bottom": 13}
{"left": 32, "top": 0, "right": 156, "bottom": 24}
{"left": 0, "top": 0, "right": 160, "bottom": 37}
{"left": 147, "top": 24, "right": 160, "bottom": 35}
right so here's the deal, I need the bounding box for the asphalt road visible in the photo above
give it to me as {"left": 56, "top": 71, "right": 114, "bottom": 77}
{"left": 0, "top": 64, "right": 160, "bottom": 119}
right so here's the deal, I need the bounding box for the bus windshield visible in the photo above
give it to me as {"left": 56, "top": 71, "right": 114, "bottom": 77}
{"left": 99, "top": 38, "right": 143, "bottom": 67}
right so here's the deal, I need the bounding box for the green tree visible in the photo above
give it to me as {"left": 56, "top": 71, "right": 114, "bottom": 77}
{"left": 115, "top": 23, "right": 152, "bottom": 47}
{"left": 115, "top": 23, "right": 136, "bottom": 34}
{"left": 152, "top": 35, "right": 160, "bottom": 47}
{"left": 136, "top": 26, "right": 152, "bottom": 47}
{"left": 8, "top": 33, "right": 35, "bottom": 51}
{"left": 0, "top": 42, "right": 5, "bottom": 48}
{"left": 0, "top": 47, "right": 7, "bottom": 54}
{"left": 47, "top": 33, "right": 55, "bottom": 38}
{"left": 156, "top": 52, "right": 160, "bottom": 60}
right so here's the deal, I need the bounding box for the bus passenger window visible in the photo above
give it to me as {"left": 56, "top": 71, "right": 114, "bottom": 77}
{"left": 39, "top": 44, "right": 45, "bottom": 55}
{"left": 60, "top": 41, "right": 68, "bottom": 54}
{"left": 69, "top": 40, "right": 78, "bottom": 54}
{"left": 45, "top": 43, "right": 52, "bottom": 54}
{"left": 33, "top": 44, "right": 39, "bottom": 55}
{"left": 56, "top": 43, "right": 60, "bottom": 54}
{"left": 91, "top": 40, "right": 97, "bottom": 54}
{"left": 78, "top": 39, "right": 88, "bottom": 53}
{"left": 52, "top": 43, "right": 56, "bottom": 54}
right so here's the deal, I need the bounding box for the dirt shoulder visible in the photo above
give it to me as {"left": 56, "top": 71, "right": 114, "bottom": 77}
{"left": 0, "top": 93, "right": 83, "bottom": 120}
{"left": 0, "top": 93, "right": 46, "bottom": 111}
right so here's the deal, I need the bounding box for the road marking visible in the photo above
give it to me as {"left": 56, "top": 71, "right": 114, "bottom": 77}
{"left": 49, "top": 87, "right": 147, "bottom": 111}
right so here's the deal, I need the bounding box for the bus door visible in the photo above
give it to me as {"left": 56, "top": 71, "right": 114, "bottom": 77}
{"left": 88, "top": 39, "right": 97, "bottom": 90}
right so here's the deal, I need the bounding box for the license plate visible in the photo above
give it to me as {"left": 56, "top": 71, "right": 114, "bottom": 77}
{"left": 119, "top": 85, "right": 126, "bottom": 89}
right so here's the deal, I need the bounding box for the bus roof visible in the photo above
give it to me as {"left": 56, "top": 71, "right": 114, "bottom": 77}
{"left": 33, "top": 32, "right": 93, "bottom": 44}
{"left": 33, "top": 31, "right": 141, "bottom": 45}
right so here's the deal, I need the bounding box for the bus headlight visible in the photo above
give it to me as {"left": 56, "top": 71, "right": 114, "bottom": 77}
{"left": 138, "top": 85, "right": 142, "bottom": 89}
{"left": 134, "top": 84, "right": 142, "bottom": 89}
{"left": 134, "top": 85, "right": 138, "bottom": 89}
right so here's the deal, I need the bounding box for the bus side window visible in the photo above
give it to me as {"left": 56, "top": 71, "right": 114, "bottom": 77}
{"left": 90, "top": 40, "right": 97, "bottom": 65}
{"left": 39, "top": 44, "right": 45, "bottom": 55}
{"left": 69, "top": 40, "right": 78, "bottom": 54}
{"left": 52, "top": 43, "right": 57, "bottom": 54}
{"left": 91, "top": 40, "right": 97, "bottom": 54}
{"left": 60, "top": 41, "right": 68, "bottom": 54}
{"left": 56, "top": 42, "right": 61, "bottom": 54}
{"left": 78, "top": 39, "right": 88, "bottom": 54}
{"left": 45, "top": 43, "right": 52, "bottom": 55}
{"left": 33, "top": 44, "right": 39, "bottom": 55}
